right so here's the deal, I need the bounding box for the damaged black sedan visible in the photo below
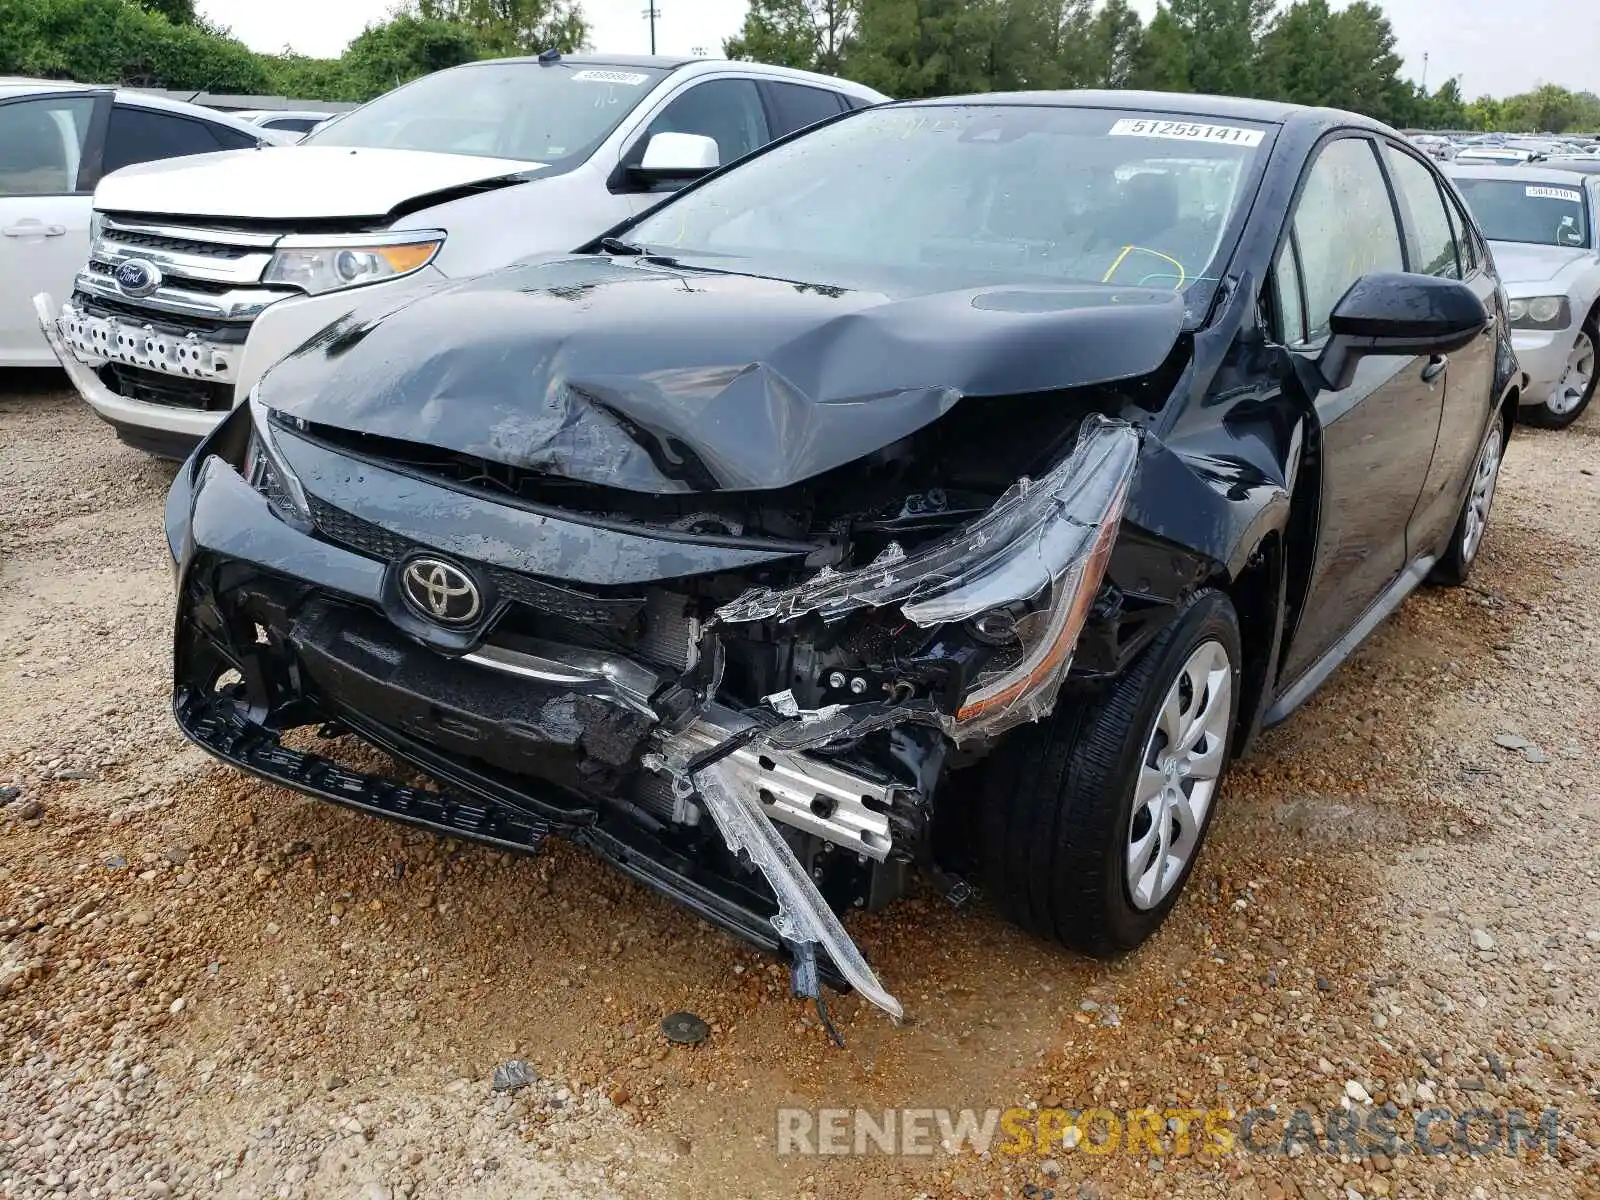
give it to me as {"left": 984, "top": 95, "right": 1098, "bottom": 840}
{"left": 165, "top": 93, "right": 1519, "bottom": 1023}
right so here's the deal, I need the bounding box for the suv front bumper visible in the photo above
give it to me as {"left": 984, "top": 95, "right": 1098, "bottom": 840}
{"left": 36, "top": 267, "right": 449, "bottom": 457}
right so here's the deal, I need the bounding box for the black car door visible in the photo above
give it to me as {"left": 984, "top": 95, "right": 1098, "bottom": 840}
{"left": 1272, "top": 134, "right": 1448, "bottom": 687}
{"left": 1379, "top": 141, "right": 1499, "bottom": 555}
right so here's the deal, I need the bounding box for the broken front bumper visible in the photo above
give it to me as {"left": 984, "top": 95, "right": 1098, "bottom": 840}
{"left": 168, "top": 410, "right": 1140, "bottom": 1022}
{"left": 169, "top": 454, "right": 907, "bottom": 1004}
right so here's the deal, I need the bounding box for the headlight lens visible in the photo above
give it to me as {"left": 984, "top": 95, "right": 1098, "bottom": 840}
{"left": 1507, "top": 295, "right": 1571, "bottom": 329}
{"left": 263, "top": 233, "right": 443, "bottom": 295}
{"left": 245, "top": 386, "right": 311, "bottom": 522}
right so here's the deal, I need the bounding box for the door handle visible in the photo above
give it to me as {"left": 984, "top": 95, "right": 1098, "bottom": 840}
{"left": 1421, "top": 355, "right": 1447, "bottom": 383}
{"left": 2, "top": 223, "right": 67, "bottom": 237}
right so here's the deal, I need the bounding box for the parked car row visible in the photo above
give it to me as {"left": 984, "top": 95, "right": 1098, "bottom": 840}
{"left": 14, "top": 55, "right": 883, "bottom": 456}
{"left": 2, "top": 66, "right": 1539, "bottom": 1022}
{"left": 1445, "top": 162, "right": 1600, "bottom": 426}
{"left": 0, "top": 78, "right": 293, "bottom": 368}
{"left": 1411, "top": 129, "right": 1600, "bottom": 165}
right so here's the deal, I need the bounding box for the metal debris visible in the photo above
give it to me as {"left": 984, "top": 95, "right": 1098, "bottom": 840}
{"left": 491, "top": 1060, "right": 535, "bottom": 1093}
{"left": 661, "top": 1011, "right": 711, "bottom": 1045}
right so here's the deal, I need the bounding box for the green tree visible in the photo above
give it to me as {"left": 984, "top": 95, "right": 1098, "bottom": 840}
{"left": 340, "top": 14, "right": 482, "bottom": 98}
{"left": 725, "top": 0, "right": 857, "bottom": 73}
{"left": 413, "top": 0, "right": 587, "bottom": 58}
{"left": 1255, "top": 0, "right": 1405, "bottom": 122}
{"left": 0, "top": 0, "right": 270, "bottom": 91}
{"left": 1164, "top": 0, "right": 1272, "bottom": 97}
{"left": 846, "top": 0, "right": 1007, "bottom": 98}
{"left": 1126, "top": 4, "right": 1189, "bottom": 91}
{"left": 133, "top": 0, "right": 194, "bottom": 23}
{"left": 1083, "top": 0, "right": 1143, "bottom": 88}
{"left": 1465, "top": 94, "right": 1502, "bottom": 131}
{"left": 1426, "top": 77, "right": 1467, "bottom": 129}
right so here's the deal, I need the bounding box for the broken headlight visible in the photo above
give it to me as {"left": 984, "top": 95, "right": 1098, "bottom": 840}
{"left": 716, "top": 415, "right": 1139, "bottom": 741}
{"left": 242, "top": 384, "right": 311, "bottom": 524}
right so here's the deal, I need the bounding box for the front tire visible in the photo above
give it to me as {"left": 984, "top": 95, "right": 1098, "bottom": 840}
{"left": 1429, "top": 417, "right": 1505, "bottom": 586}
{"left": 979, "top": 589, "right": 1241, "bottom": 958}
{"left": 1522, "top": 318, "right": 1596, "bottom": 429}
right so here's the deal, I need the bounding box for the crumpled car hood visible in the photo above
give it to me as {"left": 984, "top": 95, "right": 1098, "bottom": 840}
{"left": 260, "top": 254, "right": 1185, "bottom": 494}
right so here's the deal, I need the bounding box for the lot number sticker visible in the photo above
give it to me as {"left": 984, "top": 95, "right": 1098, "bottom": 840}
{"left": 1108, "top": 118, "right": 1264, "bottom": 147}
{"left": 1526, "top": 186, "right": 1582, "bottom": 203}
{"left": 572, "top": 70, "right": 651, "bottom": 86}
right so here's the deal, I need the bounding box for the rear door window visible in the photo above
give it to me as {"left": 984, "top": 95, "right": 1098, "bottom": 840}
{"left": 762, "top": 82, "right": 845, "bottom": 138}
{"left": 101, "top": 105, "right": 244, "bottom": 175}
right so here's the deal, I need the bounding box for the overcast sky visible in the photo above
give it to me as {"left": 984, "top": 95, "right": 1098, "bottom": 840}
{"left": 197, "top": 0, "right": 1598, "bottom": 100}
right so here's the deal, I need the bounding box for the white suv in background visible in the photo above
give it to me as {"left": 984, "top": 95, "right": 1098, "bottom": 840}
{"left": 35, "top": 54, "right": 886, "bottom": 458}
{"left": 0, "top": 79, "right": 288, "bottom": 368}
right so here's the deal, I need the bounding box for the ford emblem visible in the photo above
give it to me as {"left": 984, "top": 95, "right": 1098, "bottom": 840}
{"left": 113, "top": 259, "right": 162, "bottom": 298}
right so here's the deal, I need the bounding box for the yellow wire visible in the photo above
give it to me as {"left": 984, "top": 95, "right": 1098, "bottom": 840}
{"left": 1101, "top": 245, "right": 1134, "bottom": 282}
{"left": 1103, "top": 245, "right": 1187, "bottom": 289}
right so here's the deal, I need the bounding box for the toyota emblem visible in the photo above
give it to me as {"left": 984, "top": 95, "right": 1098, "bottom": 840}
{"left": 399, "top": 557, "right": 482, "bottom": 626}
{"left": 113, "top": 258, "right": 162, "bottom": 298}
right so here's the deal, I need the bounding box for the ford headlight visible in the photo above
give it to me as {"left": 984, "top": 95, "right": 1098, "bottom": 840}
{"left": 263, "top": 231, "right": 444, "bottom": 295}
{"left": 1507, "top": 295, "right": 1571, "bottom": 330}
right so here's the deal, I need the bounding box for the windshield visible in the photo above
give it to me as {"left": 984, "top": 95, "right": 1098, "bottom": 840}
{"left": 305, "top": 62, "right": 668, "bottom": 162}
{"left": 626, "top": 104, "right": 1270, "bottom": 310}
{"left": 1454, "top": 177, "right": 1591, "bottom": 248}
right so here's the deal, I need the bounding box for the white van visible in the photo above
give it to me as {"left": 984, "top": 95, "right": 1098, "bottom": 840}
{"left": 36, "top": 54, "right": 885, "bottom": 456}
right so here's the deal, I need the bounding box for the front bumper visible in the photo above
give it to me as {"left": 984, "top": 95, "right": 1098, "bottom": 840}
{"left": 1511, "top": 327, "right": 1574, "bottom": 408}
{"left": 34, "top": 293, "right": 220, "bottom": 456}
{"left": 167, "top": 406, "right": 1139, "bottom": 1021}
{"left": 36, "top": 268, "right": 448, "bottom": 453}
{"left": 167, "top": 454, "right": 878, "bottom": 997}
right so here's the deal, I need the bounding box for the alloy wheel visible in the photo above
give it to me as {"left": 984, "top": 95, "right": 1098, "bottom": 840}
{"left": 1549, "top": 329, "right": 1595, "bottom": 417}
{"left": 1461, "top": 424, "right": 1504, "bottom": 564}
{"left": 1126, "top": 639, "right": 1233, "bottom": 911}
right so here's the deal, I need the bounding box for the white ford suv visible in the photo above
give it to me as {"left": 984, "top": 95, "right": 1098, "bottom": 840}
{"left": 37, "top": 54, "right": 885, "bottom": 457}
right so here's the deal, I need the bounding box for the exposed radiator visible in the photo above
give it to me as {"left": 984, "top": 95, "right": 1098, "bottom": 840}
{"left": 637, "top": 590, "right": 700, "bottom": 673}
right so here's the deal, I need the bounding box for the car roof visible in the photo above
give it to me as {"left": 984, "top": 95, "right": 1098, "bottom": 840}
{"left": 1448, "top": 164, "right": 1598, "bottom": 186}
{"left": 0, "top": 79, "right": 291, "bottom": 143}
{"left": 458, "top": 54, "right": 888, "bottom": 102}
{"left": 477, "top": 53, "right": 697, "bottom": 69}
{"left": 895, "top": 89, "right": 1390, "bottom": 133}
{"left": 0, "top": 77, "right": 88, "bottom": 101}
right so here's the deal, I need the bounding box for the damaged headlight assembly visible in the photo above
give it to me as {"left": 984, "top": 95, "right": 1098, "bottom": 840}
{"left": 241, "top": 384, "right": 312, "bottom": 525}
{"left": 714, "top": 413, "right": 1140, "bottom": 741}
{"left": 649, "top": 416, "right": 1140, "bottom": 1025}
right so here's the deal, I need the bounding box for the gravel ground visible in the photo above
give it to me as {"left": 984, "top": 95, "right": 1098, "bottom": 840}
{"left": 2, "top": 373, "right": 1597, "bottom": 1200}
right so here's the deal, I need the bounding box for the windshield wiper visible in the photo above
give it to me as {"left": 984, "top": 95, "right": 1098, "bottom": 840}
{"left": 599, "top": 237, "right": 646, "bottom": 256}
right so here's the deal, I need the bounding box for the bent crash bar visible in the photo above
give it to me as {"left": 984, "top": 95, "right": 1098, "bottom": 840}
{"left": 653, "top": 417, "right": 1142, "bottom": 1022}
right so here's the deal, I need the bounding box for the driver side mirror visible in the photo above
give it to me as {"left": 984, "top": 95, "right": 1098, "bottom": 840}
{"left": 1315, "top": 272, "right": 1488, "bottom": 391}
{"left": 630, "top": 132, "right": 720, "bottom": 192}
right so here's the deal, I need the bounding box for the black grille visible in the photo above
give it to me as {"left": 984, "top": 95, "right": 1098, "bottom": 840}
{"left": 104, "top": 229, "right": 255, "bottom": 260}
{"left": 98, "top": 364, "right": 233, "bottom": 412}
{"left": 307, "top": 497, "right": 647, "bottom": 627}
